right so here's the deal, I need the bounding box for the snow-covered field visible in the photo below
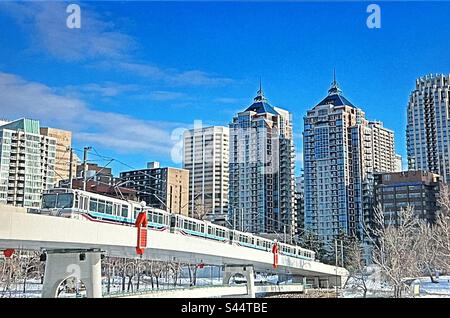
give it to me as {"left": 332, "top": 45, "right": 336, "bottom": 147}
{"left": 342, "top": 265, "right": 450, "bottom": 298}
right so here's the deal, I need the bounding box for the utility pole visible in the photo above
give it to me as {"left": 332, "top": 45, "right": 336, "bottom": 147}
{"left": 68, "top": 147, "right": 73, "bottom": 189}
{"left": 335, "top": 239, "right": 338, "bottom": 290}
{"left": 82, "top": 146, "right": 92, "bottom": 191}
{"left": 340, "top": 240, "right": 344, "bottom": 267}
{"left": 335, "top": 239, "right": 338, "bottom": 266}
{"left": 241, "top": 208, "right": 244, "bottom": 232}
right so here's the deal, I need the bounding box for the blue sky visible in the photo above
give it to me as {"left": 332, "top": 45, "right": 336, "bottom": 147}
{"left": 0, "top": 1, "right": 449, "bottom": 175}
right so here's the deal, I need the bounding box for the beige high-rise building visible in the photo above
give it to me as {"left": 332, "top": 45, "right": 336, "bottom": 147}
{"left": 40, "top": 127, "right": 77, "bottom": 184}
{"left": 183, "top": 126, "right": 229, "bottom": 224}
{"left": 369, "top": 121, "right": 396, "bottom": 173}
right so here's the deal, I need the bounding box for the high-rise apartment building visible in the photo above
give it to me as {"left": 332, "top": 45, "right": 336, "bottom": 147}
{"left": 229, "top": 86, "right": 296, "bottom": 236}
{"left": 119, "top": 162, "right": 189, "bottom": 216}
{"left": 407, "top": 74, "right": 450, "bottom": 182}
{"left": 369, "top": 121, "right": 396, "bottom": 173}
{"left": 303, "top": 77, "right": 396, "bottom": 244}
{"left": 295, "top": 174, "right": 305, "bottom": 237}
{"left": 0, "top": 119, "right": 56, "bottom": 208}
{"left": 395, "top": 154, "right": 403, "bottom": 172}
{"left": 183, "top": 126, "right": 229, "bottom": 224}
{"left": 40, "top": 127, "right": 77, "bottom": 184}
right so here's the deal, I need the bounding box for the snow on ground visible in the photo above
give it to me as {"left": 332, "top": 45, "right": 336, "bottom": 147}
{"left": 342, "top": 265, "right": 450, "bottom": 298}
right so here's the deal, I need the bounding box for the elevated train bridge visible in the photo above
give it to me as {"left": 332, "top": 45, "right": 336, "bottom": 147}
{"left": 0, "top": 207, "right": 348, "bottom": 298}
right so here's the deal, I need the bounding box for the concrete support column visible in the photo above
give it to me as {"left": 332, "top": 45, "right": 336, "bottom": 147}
{"left": 42, "top": 250, "right": 102, "bottom": 298}
{"left": 313, "top": 276, "right": 320, "bottom": 288}
{"left": 223, "top": 265, "right": 255, "bottom": 298}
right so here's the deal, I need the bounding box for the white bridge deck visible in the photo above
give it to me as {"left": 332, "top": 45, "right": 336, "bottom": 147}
{"left": 0, "top": 208, "right": 348, "bottom": 280}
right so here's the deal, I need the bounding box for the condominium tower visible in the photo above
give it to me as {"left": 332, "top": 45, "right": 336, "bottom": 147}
{"left": 0, "top": 119, "right": 56, "bottom": 208}
{"left": 407, "top": 74, "right": 450, "bottom": 182}
{"left": 229, "top": 85, "right": 296, "bottom": 236}
{"left": 303, "top": 77, "right": 396, "bottom": 244}
{"left": 183, "top": 126, "right": 229, "bottom": 224}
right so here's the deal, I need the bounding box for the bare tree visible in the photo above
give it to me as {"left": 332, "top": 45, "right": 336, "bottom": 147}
{"left": 193, "top": 197, "right": 208, "bottom": 220}
{"left": 363, "top": 205, "right": 422, "bottom": 297}
{"left": 345, "top": 239, "right": 370, "bottom": 298}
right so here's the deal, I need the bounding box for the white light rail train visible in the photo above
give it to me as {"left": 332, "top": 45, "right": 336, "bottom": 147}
{"left": 36, "top": 188, "right": 316, "bottom": 262}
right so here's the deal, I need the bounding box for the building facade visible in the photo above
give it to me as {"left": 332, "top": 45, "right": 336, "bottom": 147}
{"left": 0, "top": 119, "right": 56, "bottom": 208}
{"left": 183, "top": 126, "right": 229, "bottom": 224}
{"left": 395, "top": 154, "right": 403, "bottom": 172}
{"left": 369, "top": 121, "right": 396, "bottom": 173}
{"left": 119, "top": 162, "right": 189, "bottom": 216}
{"left": 374, "top": 171, "right": 440, "bottom": 225}
{"left": 295, "top": 174, "right": 305, "bottom": 238}
{"left": 40, "top": 127, "right": 77, "bottom": 184}
{"left": 229, "top": 86, "right": 296, "bottom": 236}
{"left": 303, "top": 77, "right": 396, "bottom": 245}
{"left": 407, "top": 74, "right": 450, "bottom": 182}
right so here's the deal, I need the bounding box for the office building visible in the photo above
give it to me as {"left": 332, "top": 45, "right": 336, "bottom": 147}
{"left": 374, "top": 170, "right": 440, "bottom": 225}
{"left": 119, "top": 162, "right": 189, "bottom": 215}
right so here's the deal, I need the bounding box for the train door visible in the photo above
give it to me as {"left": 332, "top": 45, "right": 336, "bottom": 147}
{"left": 170, "top": 214, "right": 176, "bottom": 233}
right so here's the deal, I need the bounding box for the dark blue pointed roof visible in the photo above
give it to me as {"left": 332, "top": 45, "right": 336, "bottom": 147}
{"left": 244, "top": 84, "right": 279, "bottom": 115}
{"left": 316, "top": 74, "right": 355, "bottom": 108}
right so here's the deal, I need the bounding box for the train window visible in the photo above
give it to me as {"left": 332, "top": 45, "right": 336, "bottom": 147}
{"left": 105, "top": 202, "right": 113, "bottom": 215}
{"left": 89, "top": 199, "right": 97, "bottom": 212}
{"left": 133, "top": 207, "right": 141, "bottom": 219}
{"left": 208, "top": 226, "right": 213, "bottom": 235}
{"left": 74, "top": 195, "right": 79, "bottom": 209}
{"left": 121, "top": 205, "right": 128, "bottom": 218}
{"left": 200, "top": 224, "right": 204, "bottom": 233}
{"left": 98, "top": 200, "right": 106, "bottom": 213}
{"left": 56, "top": 194, "right": 74, "bottom": 209}
{"left": 83, "top": 197, "right": 88, "bottom": 211}
{"left": 42, "top": 194, "right": 57, "bottom": 208}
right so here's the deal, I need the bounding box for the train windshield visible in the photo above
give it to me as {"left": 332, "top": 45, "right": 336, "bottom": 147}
{"left": 42, "top": 193, "right": 74, "bottom": 209}
{"left": 42, "top": 194, "right": 57, "bottom": 208}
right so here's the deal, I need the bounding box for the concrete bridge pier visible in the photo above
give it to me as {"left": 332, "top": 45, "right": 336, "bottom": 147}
{"left": 41, "top": 249, "right": 102, "bottom": 298}
{"left": 223, "top": 265, "right": 255, "bottom": 298}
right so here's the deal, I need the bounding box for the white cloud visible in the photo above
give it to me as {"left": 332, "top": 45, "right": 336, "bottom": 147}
{"left": 144, "top": 91, "right": 188, "bottom": 101}
{"left": 110, "top": 61, "right": 234, "bottom": 87}
{"left": 0, "top": 72, "right": 182, "bottom": 156}
{"left": 0, "top": 2, "right": 135, "bottom": 62}
{"left": 213, "top": 97, "right": 245, "bottom": 104}
{"left": 0, "top": 2, "right": 234, "bottom": 87}
{"left": 61, "top": 82, "right": 141, "bottom": 97}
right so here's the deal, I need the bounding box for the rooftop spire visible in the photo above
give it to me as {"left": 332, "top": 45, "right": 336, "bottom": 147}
{"left": 328, "top": 68, "right": 342, "bottom": 96}
{"left": 254, "top": 77, "right": 267, "bottom": 102}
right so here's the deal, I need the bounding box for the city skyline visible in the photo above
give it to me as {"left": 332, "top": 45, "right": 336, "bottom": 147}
{"left": 1, "top": 2, "right": 450, "bottom": 176}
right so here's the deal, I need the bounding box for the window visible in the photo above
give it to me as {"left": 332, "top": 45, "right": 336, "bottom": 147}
{"left": 89, "top": 199, "right": 98, "bottom": 212}
{"left": 121, "top": 205, "right": 129, "bottom": 217}
{"left": 98, "top": 200, "right": 106, "bottom": 213}
{"left": 56, "top": 194, "right": 74, "bottom": 209}
{"left": 105, "top": 202, "right": 113, "bottom": 215}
